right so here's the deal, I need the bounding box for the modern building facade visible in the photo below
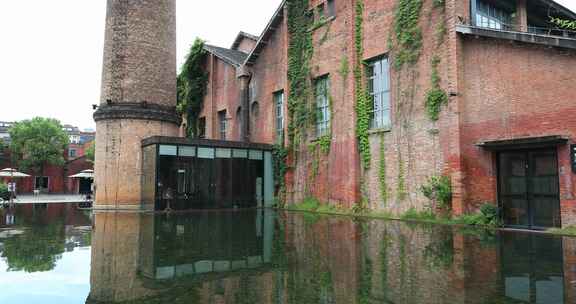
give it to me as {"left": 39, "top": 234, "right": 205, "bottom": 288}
{"left": 190, "top": 0, "right": 576, "bottom": 229}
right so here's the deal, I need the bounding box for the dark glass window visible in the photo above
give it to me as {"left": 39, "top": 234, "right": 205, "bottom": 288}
{"left": 315, "top": 76, "right": 330, "bottom": 137}
{"left": 316, "top": 3, "right": 325, "bottom": 21}
{"left": 475, "top": 0, "right": 512, "bottom": 30}
{"left": 68, "top": 148, "right": 77, "bottom": 159}
{"left": 327, "top": 0, "right": 336, "bottom": 18}
{"left": 274, "top": 91, "right": 284, "bottom": 144}
{"left": 367, "top": 56, "right": 391, "bottom": 129}
{"left": 218, "top": 110, "right": 227, "bottom": 140}
{"left": 198, "top": 117, "right": 206, "bottom": 139}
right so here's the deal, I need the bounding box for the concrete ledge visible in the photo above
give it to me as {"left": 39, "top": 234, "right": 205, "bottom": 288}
{"left": 456, "top": 25, "right": 576, "bottom": 50}
{"left": 93, "top": 204, "right": 153, "bottom": 212}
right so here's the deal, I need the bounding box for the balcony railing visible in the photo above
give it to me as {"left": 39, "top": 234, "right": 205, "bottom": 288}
{"left": 464, "top": 17, "right": 576, "bottom": 39}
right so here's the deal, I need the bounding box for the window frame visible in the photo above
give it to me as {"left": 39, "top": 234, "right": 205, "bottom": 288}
{"left": 327, "top": 0, "right": 336, "bottom": 18}
{"left": 366, "top": 55, "right": 391, "bottom": 130}
{"left": 218, "top": 110, "right": 227, "bottom": 140}
{"left": 198, "top": 117, "right": 206, "bottom": 139}
{"left": 273, "top": 90, "right": 285, "bottom": 144}
{"left": 314, "top": 75, "right": 331, "bottom": 138}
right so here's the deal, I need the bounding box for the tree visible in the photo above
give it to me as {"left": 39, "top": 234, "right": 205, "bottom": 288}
{"left": 85, "top": 141, "right": 95, "bottom": 163}
{"left": 9, "top": 117, "right": 69, "bottom": 173}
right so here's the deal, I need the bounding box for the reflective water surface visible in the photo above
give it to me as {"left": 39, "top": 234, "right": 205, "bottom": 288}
{"left": 0, "top": 204, "right": 575, "bottom": 303}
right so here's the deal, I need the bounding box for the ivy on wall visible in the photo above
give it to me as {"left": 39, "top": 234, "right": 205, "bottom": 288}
{"left": 550, "top": 16, "right": 576, "bottom": 30}
{"left": 354, "top": 0, "right": 372, "bottom": 170}
{"left": 379, "top": 134, "right": 388, "bottom": 205}
{"left": 425, "top": 56, "right": 448, "bottom": 121}
{"left": 177, "top": 38, "right": 208, "bottom": 138}
{"left": 393, "top": 0, "right": 423, "bottom": 68}
{"left": 287, "top": 0, "right": 314, "bottom": 150}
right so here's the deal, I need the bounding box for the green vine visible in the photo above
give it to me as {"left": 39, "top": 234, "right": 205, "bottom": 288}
{"left": 425, "top": 56, "right": 448, "bottom": 121}
{"left": 177, "top": 38, "right": 209, "bottom": 138}
{"left": 550, "top": 16, "right": 576, "bottom": 30}
{"left": 354, "top": 0, "right": 371, "bottom": 170}
{"left": 287, "top": 0, "right": 314, "bottom": 150}
{"left": 272, "top": 144, "right": 289, "bottom": 203}
{"left": 420, "top": 175, "right": 452, "bottom": 210}
{"left": 393, "top": 0, "right": 423, "bottom": 68}
{"left": 397, "top": 151, "right": 407, "bottom": 201}
{"left": 339, "top": 57, "right": 350, "bottom": 79}
{"left": 379, "top": 134, "right": 388, "bottom": 205}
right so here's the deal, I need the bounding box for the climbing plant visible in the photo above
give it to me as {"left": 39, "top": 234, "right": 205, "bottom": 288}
{"left": 550, "top": 16, "right": 576, "bottom": 30}
{"left": 287, "top": 0, "right": 314, "bottom": 150}
{"left": 393, "top": 0, "right": 423, "bottom": 68}
{"left": 272, "top": 144, "right": 289, "bottom": 196}
{"left": 379, "top": 134, "right": 388, "bottom": 205}
{"left": 420, "top": 175, "right": 452, "bottom": 210}
{"left": 354, "top": 0, "right": 371, "bottom": 170}
{"left": 396, "top": 152, "right": 407, "bottom": 201}
{"left": 425, "top": 56, "right": 448, "bottom": 121}
{"left": 177, "top": 38, "right": 208, "bottom": 138}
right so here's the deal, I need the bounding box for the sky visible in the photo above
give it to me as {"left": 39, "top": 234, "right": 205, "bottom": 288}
{"left": 0, "top": 0, "right": 574, "bottom": 130}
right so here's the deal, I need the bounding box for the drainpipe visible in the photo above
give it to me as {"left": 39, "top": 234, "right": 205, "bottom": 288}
{"left": 516, "top": 0, "right": 528, "bottom": 32}
{"left": 237, "top": 66, "right": 252, "bottom": 143}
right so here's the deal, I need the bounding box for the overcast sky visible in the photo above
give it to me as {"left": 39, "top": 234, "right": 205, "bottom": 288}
{"left": 0, "top": 0, "right": 574, "bottom": 130}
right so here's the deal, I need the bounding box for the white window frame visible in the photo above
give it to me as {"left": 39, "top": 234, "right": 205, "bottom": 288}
{"left": 315, "top": 76, "right": 330, "bottom": 137}
{"left": 367, "top": 56, "right": 391, "bottom": 130}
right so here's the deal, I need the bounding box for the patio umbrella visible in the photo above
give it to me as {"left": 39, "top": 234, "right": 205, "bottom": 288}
{"left": 69, "top": 169, "right": 94, "bottom": 179}
{"left": 0, "top": 168, "right": 30, "bottom": 204}
{"left": 0, "top": 168, "right": 30, "bottom": 178}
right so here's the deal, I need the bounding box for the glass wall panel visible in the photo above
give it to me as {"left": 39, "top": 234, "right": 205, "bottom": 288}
{"left": 198, "top": 147, "right": 215, "bottom": 159}
{"left": 141, "top": 145, "right": 157, "bottom": 206}
{"left": 233, "top": 149, "right": 248, "bottom": 158}
{"left": 249, "top": 150, "right": 263, "bottom": 160}
{"left": 159, "top": 145, "right": 177, "bottom": 156}
{"left": 178, "top": 146, "right": 195, "bottom": 157}
{"left": 216, "top": 148, "right": 232, "bottom": 158}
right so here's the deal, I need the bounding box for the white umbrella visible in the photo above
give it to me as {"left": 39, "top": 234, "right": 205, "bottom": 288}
{"left": 0, "top": 168, "right": 30, "bottom": 178}
{"left": 69, "top": 169, "right": 94, "bottom": 179}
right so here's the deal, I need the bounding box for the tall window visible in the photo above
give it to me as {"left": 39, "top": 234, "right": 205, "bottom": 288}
{"left": 274, "top": 91, "right": 285, "bottom": 144}
{"left": 218, "top": 110, "right": 227, "bottom": 140}
{"left": 327, "top": 0, "right": 336, "bottom": 18}
{"left": 475, "top": 1, "right": 512, "bottom": 30}
{"left": 315, "top": 76, "right": 330, "bottom": 137}
{"left": 68, "top": 148, "right": 77, "bottom": 159}
{"left": 367, "top": 56, "right": 391, "bottom": 129}
{"left": 198, "top": 117, "right": 206, "bottom": 139}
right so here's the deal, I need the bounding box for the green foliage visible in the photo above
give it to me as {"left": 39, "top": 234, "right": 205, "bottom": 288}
{"left": 432, "top": 0, "right": 444, "bottom": 8}
{"left": 317, "top": 134, "right": 331, "bottom": 154}
{"left": 272, "top": 144, "right": 288, "bottom": 202}
{"left": 396, "top": 153, "right": 407, "bottom": 201}
{"left": 550, "top": 16, "right": 576, "bottom": 30}
{"left": 1, "top": 216, "right": 65, "bottom": 273}
{"left": 0, "top": 182, "right": 9, "bottom": 200}
{"left": 354, "top": 0, "right": 371, "bottom": 170}
{"left": 85, "top": 141, "right": 95, "bottom": 163}
{"left": 9, "top": 117, "right": 69, "bottom": 173}
{"left": 425, "top": 56, "right": 448, "bottom": 121}
{"left": 378, "top": 135, "right": 388, "bottom": 205}
{"left": 287, "top": 0, "right": 314, "bottom": 149}
{"left": 549, "top": 226, "right": 576, "bottom": 236}
{"left": 177, "top": 38, "right": 208, "bottom": 138}
{"left": 339, "top": 56, "right": 350, "bottom": 79}
{"left": 424, "top": 227, "right": 454, "bottom": 270}
{"left": 393, "top": 0, "right": 423, "bottom": 68}
{"left": 287, "top": 197, "right": 321, "bottom": 211}
{"left": 402, "top": 208, "right": 437, "bottom": 221}
{"left": 352, "top": 197, "right": 369, "bottom": 214}
{"left": 454, "top": 203, "right": 501, "bottom": 227}
{"left": 420, "top": 175, "right": 452, "bottom": 209}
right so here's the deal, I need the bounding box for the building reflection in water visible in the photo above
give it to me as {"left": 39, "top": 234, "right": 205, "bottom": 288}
{"left": 86, "top": 210, "right": 576, "bottom": 304}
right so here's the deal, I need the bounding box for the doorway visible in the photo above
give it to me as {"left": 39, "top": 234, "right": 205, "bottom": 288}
{"left": 498, "top": 149, "right": 561, "bottom": 229}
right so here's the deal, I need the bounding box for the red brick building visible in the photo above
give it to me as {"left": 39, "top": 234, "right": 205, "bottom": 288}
{"left": 187, "top": 0, "right": 576, "bottom": 229}
{"left": 0, "top": 124, "right": 94, "bottom": 194}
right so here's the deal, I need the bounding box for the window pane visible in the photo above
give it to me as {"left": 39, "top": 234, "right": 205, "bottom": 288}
{"left": 249, "top": 150, "right": 263, "bottom": 160}
{"left": 233, "top": 149, "right": 248, "bottom": 158}
{"left": 159, "top": 145, "right": 177, "bottom": 156}
{"left": 178, "top": 146, "right": 196, "bottom": 157}
{"left": 198, "top": 147, "right": 215, "bottom": 159}
{"left": 216, "top": 148, "right": 232, "bottom": 158}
